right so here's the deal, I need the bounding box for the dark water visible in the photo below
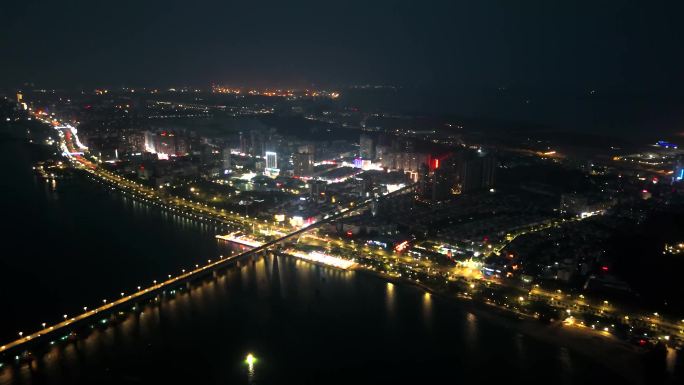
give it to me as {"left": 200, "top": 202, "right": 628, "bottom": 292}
{"left": 0, "top": 129, "right": 668, "bottom": 384}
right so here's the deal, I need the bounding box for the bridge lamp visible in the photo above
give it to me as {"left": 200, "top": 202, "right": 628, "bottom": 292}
{"left": 245, "top": 353, "right": 256, "bottom": 367}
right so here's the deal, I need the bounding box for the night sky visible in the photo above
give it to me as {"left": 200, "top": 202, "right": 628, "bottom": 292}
{"left": 1, "top": 0, "right": 682, "bottom": 90}
{"left": 3, "top": 1, "right": 684, "bottom": 135}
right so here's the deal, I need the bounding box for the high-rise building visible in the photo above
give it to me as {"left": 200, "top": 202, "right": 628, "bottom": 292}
{"left": 126, "top": 131, "right": 146, "bottom": 153}
{"left": 432, "top": 165, "right": 454, "bottom": 202}
{"left": 144, "top": 131, "right": 156, "bottom": 153}
{"left": 417, "top": 163, "right": 431, "bottom": 198}
{"left": 375, "top": 144, "right": 390, "bottom": 164}
{"left": 392, "top": 138, "right": 415, "bottom": 153}
{"left": 293, "top": 152, "right": 314, "bottom": 177}
{"left": 239, "top": 132, "right": 248, "bottom": 154}
{"left": 144, "top": 130, "right": 183, "bottom": 156}
{"left": 250, "top": 130, "right": 265, "bottom": 156}
{"left": 265, "top": 151, "right": 278, "bottom": 170}
{"left": 309, "top": 180, "right": 327, "bottom": 200}
{"left": 460, "top": 153, "right": 496, "bottom": 192}
{"left": 157, "top": 131, "right": 176, "bottom": 155}
{"left": 298, "top": 143, "right": 315, "bottom": 155}
{"left": 355, "top": 174, "right": 373, "bottom": 197}
{"left": 222, "top": 147, "right": 232, "bottom": 174}
{"left": 175, "top": 137, "right": 187, "bottom": 155}
{"left": 399, "top": 152, "right": 431, "bottom": 173}
{"left": 199, "top": 144, "right": 213, "bottom": 165}
{"left": 360, "top": 134, "right": 376, "bottom": 160}
{"left": 254, "top": 158, "right": 266, "bottom": 173}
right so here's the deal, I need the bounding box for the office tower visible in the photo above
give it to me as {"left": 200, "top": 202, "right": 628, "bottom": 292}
{"left": 265, "top": 151, "right": 278, "bottom": 170}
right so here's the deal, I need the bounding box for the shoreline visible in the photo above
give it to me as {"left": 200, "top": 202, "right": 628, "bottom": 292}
{"left": 0, "top": 126, "right": 654, "bottom": 383}
{"left": 358, "top": 268, "right": 647, "bottom": 384}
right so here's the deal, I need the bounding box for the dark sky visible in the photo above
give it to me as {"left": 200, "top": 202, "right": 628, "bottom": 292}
{"left": 2, "top": 0, "right": 683, "bottom": 92}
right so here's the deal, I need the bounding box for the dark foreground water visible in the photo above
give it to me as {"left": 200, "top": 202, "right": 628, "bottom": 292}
{"left": 0, "top": 127, "right": 674, "bottom": 384}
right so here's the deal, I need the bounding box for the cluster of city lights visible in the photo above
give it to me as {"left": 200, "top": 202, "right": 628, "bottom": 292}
{"left": 285, "top": 250, "right": 356, "bottom": 270}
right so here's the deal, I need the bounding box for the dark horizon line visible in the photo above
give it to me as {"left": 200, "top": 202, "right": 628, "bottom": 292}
{"left": 4, "top": 82, "right": 682, "bottom": 98}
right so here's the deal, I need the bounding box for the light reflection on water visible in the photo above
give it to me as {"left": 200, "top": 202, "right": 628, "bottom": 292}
{"left": 558, "top": 347, "right": 574, "bottom": 385}
{"left": 465, "top": 312, "right": 478, "bottom": 351}
{"left": 666, "top": 347, "right": 677, "bottom": 375}
{"left": 422, "top": 292, "right": 432, "bottom": 329}
{"left": 0, "top": 250, "right": 650, "bottom": 385}
{"left": 385, "top": 282, "right": 395, "bottom": 315}
{"left": 515, "top": 332, "right": 527, "bottom": 370}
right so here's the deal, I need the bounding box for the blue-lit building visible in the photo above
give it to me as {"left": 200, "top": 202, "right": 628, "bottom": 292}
{"left": 674, "top": 156, "right": 684, "bottom": 182}
{"left": 657, "top": 140, "right": 678, "bottom": 149}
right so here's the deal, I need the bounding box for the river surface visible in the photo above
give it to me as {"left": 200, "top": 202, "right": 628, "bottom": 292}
{"left": 0, "top": 126, "right": 672, "bottom": 384}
